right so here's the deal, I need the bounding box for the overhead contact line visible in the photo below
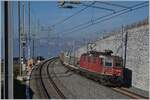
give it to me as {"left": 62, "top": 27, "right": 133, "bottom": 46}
{"left": 59, "top": 2, "right": 148, "bottom": 35}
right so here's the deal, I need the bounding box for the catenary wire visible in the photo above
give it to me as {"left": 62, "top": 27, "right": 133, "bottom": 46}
{"left": 60, "top": 2, "right": 148, "bottom": 35}
{"left": 51, "top": 1, "right": 96, "bottom": 27}
{"left": 57, "top": 2, "right": 148, "bottom": 35}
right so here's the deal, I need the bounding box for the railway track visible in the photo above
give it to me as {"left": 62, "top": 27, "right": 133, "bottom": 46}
{"left": 111, "top": 87, "right": 149, "bottom": 99}
{"left": 46, "top": 59, "right": 66, "bottom": 99}
{"left": 38, "top": 58, "right": 66, "bottom": 99}
{"left": 48, "top": 60, "right": 76, "bottom": 98}
{"left": 31, "top": 59, "right": 148, "bottom": 99}
{"left": 63, "top": 61, "right": 149, "bottom": 99}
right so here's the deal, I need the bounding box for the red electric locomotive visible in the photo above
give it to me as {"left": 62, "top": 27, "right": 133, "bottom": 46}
{"left": 78, "top": 50, "right": 124, "bottom": 86}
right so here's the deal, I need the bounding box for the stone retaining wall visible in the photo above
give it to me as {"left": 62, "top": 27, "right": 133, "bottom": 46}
{"left": 75, "top": 25, "right": 149, "bottom": 91}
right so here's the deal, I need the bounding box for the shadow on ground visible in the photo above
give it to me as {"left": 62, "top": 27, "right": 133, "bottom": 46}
{"left": 14, "top": 79, "right": 34, "bottom": 99}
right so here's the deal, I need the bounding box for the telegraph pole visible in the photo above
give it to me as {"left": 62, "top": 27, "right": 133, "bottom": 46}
{"left": 18, "top": 1, "right": 22, "bottom": 76}
{"left": 32, "top": 34, "right": 35, "bottom": 59}
{"left": 23, "top": 2, "right": 25, "bottom": 61}
{"left": 21, "top": 2, "right": 26, "bottom": 75}
{"left": 73, "top": 40, "right": 76, "bottom": 65}
{"left": 28, "top": 1, "right": 31, "bottom": 61}
{"left": 124, "top": 31, "right": 128, "bottom": 68}
{"left": 4, "top": 1, "right": 13, "bottom": 98}
{"left": 121, "top": 25, "right": 124, "bottom": 67}
{"left": 37, "top": 20, "right": 40, "bottom": 57}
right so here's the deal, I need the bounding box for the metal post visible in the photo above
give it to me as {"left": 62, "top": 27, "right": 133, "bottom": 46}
{"left": 36, "top": 20, "right": 40, "bottom": 57}
{"left": 73, "top": 40, "right": 76, "bottom": 65}
{"left": 32, "top": 35, "right": 35, "bottom": 59}
{"left": 48, "top": 34, "right": 51, "bottom": 57}
{"left": 4, "top": 1, "right": 13, "bottom": 98}
{"left": 21, "top": 2, "right": 25, "bottom": 75}
{"left": 18, "top": 1, "right": 22, "bottom": 76}
{"left": 124, "top": 31, "right": 128, "bottom": 68}
{"left": 28, "top": 2, "right": 31, "bottom": 60}
{"left": 121, "top": 25, "right": 124, "bottom": 67}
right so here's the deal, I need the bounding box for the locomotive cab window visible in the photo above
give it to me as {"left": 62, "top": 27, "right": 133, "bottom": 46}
{"left": 93, "top": 57, "right": 96, "bottom": 63}
{"left": 115, "top": 58, "right": 123, "bottom": 67}
{"left": 104, "top": 57, "right": 113, "bottom": 67}
{"left": 83, "top": 56, "right": 86, "bottom": 61}
{"left": 88, "top": 56, "right": 91, "bottom": 62}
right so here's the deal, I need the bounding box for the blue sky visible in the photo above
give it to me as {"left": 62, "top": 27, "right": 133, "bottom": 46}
{"left": 11, "top": 1, "right": 149, "bottom": 39}
{"left": 1, "top": 1, "right": 149, "bottom": 58}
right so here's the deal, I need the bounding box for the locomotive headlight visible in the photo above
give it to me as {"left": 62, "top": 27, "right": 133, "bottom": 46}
{"left": 117, "top": 72, "right": 121, "bottom": 76}
{"left": 114, "top": 69, "right": 122, "bottom": 76}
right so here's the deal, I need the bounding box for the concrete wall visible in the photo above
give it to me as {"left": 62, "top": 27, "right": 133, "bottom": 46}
{"left": 75, "top": 25, "right": 149, "bottom": 91}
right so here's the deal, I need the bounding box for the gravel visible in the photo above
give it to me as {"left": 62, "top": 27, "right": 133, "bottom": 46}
{"left": 30, "top": 59, "right": 148, "bottom": 99}
{"left": 52, "top": 60, "right": 131, "bottom": 99}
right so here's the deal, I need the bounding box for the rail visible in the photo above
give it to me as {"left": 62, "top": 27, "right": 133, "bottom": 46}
{"left": 39, "top": 58, "right": 53, "bottom": 98}
{"left": 46, "top": 59, "right": 66, "bottom": 98}
{"left": 37, "top": 57, "right": 66, "bottom": 99}
{"left": 62, "top": 60, "right": 149, "bottom": 99}
{"left": 111, "top": 87, "right": 149, "bottom": 99}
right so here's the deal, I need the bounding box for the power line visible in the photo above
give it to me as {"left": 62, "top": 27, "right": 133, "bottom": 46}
{"left": 61, "top": 2, "right": 148, "bottom": 35}
{"left": 55, "top": 1, "right": 135, "bottom": 33}
{"left": 60, "top": 2, "right": 147, "bottom": 34}
{"left": 18, "top": 1, "right": 22, "bottom": 76}
{"left": 59, "top": 2, "right": 148, "bottom": 35}
{"left": 51, "top": 1, "right": 96, "bottom": 27}
{"left": 58, "top": 12, "right": 112, "bottom": 33}
{"left": 26, "top": 4, "right": 41, "bottom": 31}
{"left": 96, "top": 1, "right": 132, "bottom": 9}
{"left": 54, "top": 1, "right": 128, "bottom": 29}
{"left": 81, "top": 3, "right": 115, "bottom": 12}
{"left": 64, "top": 3, "right": 148, "bottom": 35}
{"left": 52, "top": 1, "right": 115, "bottom": 29}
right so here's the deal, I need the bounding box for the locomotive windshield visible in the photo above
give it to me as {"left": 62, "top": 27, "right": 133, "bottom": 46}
{"left": 104, "top": 57, "right": 113, "bottom": 67}
{"left": 115, "top": 57, "right": 123, "bottom": 67}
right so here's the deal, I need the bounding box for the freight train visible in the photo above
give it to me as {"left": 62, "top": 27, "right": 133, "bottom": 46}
{"left": 60, "top": 50, "right": 124, "bottom": 86}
